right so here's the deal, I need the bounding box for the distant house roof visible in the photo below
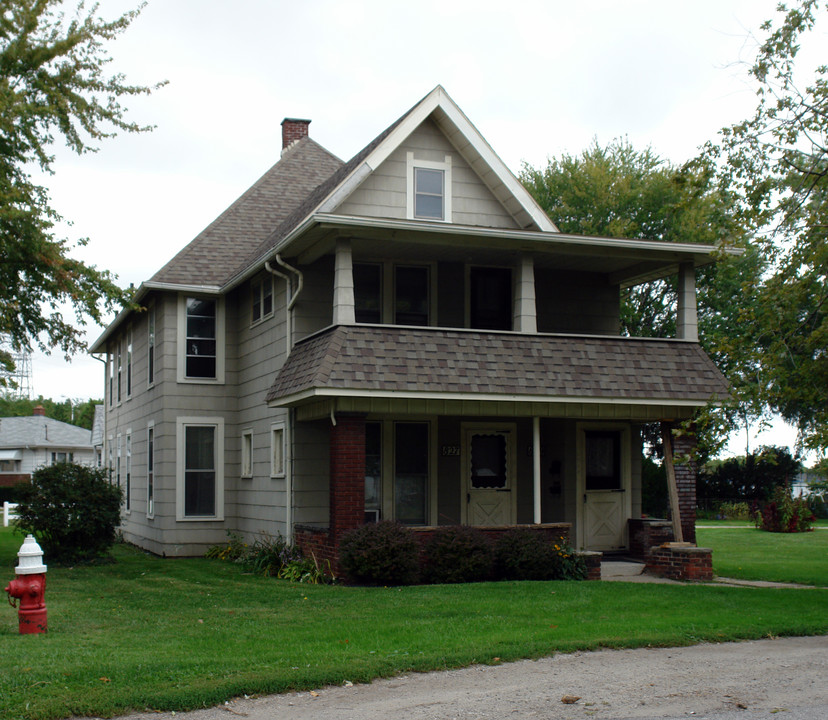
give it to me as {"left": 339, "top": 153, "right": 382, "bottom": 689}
{"left": 266, "top": 326, "right": 730, "bottom": 407}
{"left": 0, "top": 416, "right": 93, "bottom": 449}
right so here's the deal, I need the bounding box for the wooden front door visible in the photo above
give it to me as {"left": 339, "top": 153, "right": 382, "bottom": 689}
{"left": 463, "top": 426, "right": 516, "bottom": 526}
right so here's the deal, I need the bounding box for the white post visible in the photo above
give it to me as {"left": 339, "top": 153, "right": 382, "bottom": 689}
{"left": 677, "top": 263, "right": 698, "bottom": 341}
{"left": 533, "top": 417, "right": 542, "bottom": 524}
{"left": 513, "top": 254, "right": 537, "bottom": 333}
{"left": 332, "top": 238, "right": 355, "bottom": 326}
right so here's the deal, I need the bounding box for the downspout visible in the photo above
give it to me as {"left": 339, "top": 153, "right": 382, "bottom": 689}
{"left": 91, "top": 353, "right": 106, "bottom": 467}
{"left": 264, "top": 255, "right": 304, "bottom": 545}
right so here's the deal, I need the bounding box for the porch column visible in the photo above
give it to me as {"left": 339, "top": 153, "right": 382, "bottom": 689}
{"left": 329, "top": 413, "right": 365, "bottom": 542}
{"left": 332, "top": 238, "right": 355, "bottom": 325}
{"left": 676, "top": 263, "right": 698, "bottom": 341}
{"left": 662, "top": 422, "right": 698, "bottom": 544}
{"left": 513, "top": 254, "right": 537, "bottom": 333}
{"left": 533, "top": 416, "right": 541, "bottom": 524}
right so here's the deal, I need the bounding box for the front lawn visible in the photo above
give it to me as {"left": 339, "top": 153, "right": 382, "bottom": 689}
{"left": 696, "top": 524, "right": 828, "bottom": 586}
{"left": 1, "top": 526, "right": 827, "bottom": 720}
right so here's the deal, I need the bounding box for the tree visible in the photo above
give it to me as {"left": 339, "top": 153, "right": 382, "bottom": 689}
{"left": 707, "top": 0, "right": 828, "bottom": 454}
{"left": 0, "top": 393, "right": 101, "bottom": 429}
{"left": 520, "top": 139, "right": 758, "bottom": 458}
{"left": 0, "top": 1, "right": 164, "bottom": 380}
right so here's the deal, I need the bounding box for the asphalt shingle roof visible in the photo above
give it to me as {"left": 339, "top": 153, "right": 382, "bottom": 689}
{"left": 266, "top": 326, "right": 730, "bottom": 405}
{"left": 0, "top": 416, "right": 93, "bottom": 449}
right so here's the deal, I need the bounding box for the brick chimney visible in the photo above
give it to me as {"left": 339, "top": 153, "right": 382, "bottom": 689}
{"left": 281, "top": 118, "right": 311, "bottom": 151}
{"left": 32, "top": 405, "right": 46, "bottom": 416}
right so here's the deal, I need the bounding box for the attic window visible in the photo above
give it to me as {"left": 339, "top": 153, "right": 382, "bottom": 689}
{"left": 407, "top": 153, "right": 452, "bottom": 222}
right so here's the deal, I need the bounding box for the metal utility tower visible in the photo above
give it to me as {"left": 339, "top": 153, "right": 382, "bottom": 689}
{"left": 0, "top": 340, "right": 33, "bottom": 400}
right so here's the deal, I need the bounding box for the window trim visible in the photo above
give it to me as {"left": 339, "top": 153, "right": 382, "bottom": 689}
{"left": 466, "top": 264, "right": 514, "bottom": 331}
{"left": 176, "top": 416, "right": 225, "bottom": 521}
{"left": 353, "top": 260, "right": 436, "bottom": 326}
{"left": 251, "top": 275, "right": 274, "bottom": 326}
{"left": 124, "top": 430, "right": 132, "bottom": 513}
{"left": 406, "top": 152, "right": 452, "bottom": 222}
{"left": 241, "top": 428, "right": 253, "bottom": 479}
{"left": 147, "top": 304, "right": 156, "bottom": 388}
{"left": 177, "top": 295, "right": 225, "bottom": 384}
{"left": 126, "top": 327, "right": 133, "bottom": 399}
{"left": 146, "top": 421, "right": 155, "bottom": 519}
{"left": 270, "top": 421, "right": 286, "bottom": 478}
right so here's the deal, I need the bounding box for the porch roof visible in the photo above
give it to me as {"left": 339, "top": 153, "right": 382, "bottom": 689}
{"left": 266, "top": 325, "right": 729, "bottom": 409}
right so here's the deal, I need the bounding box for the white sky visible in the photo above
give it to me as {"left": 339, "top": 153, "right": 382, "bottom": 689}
{"left": 23, "top": 0, "right": 824, "bottom": 456}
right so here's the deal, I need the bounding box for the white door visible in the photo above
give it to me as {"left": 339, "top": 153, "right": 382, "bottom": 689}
{"left": 463, "top": 427, "right": 516, "bottom": 526}
{"left": 580, "top": 428, "right": 630, "bottom": 551}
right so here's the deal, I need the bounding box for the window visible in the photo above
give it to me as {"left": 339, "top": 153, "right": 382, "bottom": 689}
{"left": 117, "top": 342, "right": 123, "bottom": 402}
{"left": 116, "top": 434, "right": 122, "bottom": 489}
{"left": 147, "top": 423, "right": 155, "bottom": 519}
{"left": 107, "top": 435, "right": 113, "bottom": 482}
{"left": 176, "top": 417, "right": 224, "bottom": 520}
{"left": 407, "top": 153, "right": 452, "bottom": 222}
{"left": 108, "top": 353, "right": 114, "bottom": 406}
{"left": 125, "top": 432, "right": 132, "bottom": 512}
{"left": 178, "top": 296, "right": 224, "bottom": 383}
{"left": 470, "top": 267, "right": 512, "bottom": 330}
{"left": 585, "top": 431, "right": 621, "bottom": 490}
{"left": 394, "top": 422, "right": 428, "bottom": 525}
{"left": 147, "top": 305, "right": 156, "bottom": 386}
{"left": 270, "top": 423, "right": 285, "bottom": 477}
{"left": 251, "top": 277, "right": 273, "bottom": 324}
{"left": 354, "top": 263, "right": 382, "bottom": 324}
{"left": 126, "top": 328, "right": 133, "bottom": 397}
{"left": 50, "top": 451, "right": 74, "bottom": 465}
{"left": 395, "top": 266, "right": 429, "bottom": 326}
{"left": 241, "top": 429, "right": 253, "bottom": 478}
{"left": 470, "top": 433, "right": 508, "bottom": 489}
{"left": 365, "top": 422, "right": 382, "bottom": 522}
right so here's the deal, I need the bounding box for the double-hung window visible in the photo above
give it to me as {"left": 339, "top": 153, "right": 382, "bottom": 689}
{"left": 251, "top": 277, "right": 273, "bottom": 324}
{"left": 147, "top": 423, "right": 155, "bottom": 519}
{"left": 241, "top": 429, "right": 253, "bottom": 478}
{"left": 147, "top": 305, "right": 156, "bottom": 386}
{"left": 125, "top": 431, "right": 132, "bottom": 512}
{"left": 178, "top": 296, "right": 224, "bottom": 383}
{"left": 407, "top": 153, "right": 452, "bottom": 222}
{"left": 270, "top": 422, "right": 286, "bottom": 478}
{"left": 126, "top": 328, "right": 133, "bottom": 398}
{"left": 177, "top": 417, "right": 224, "bottom": 520}
{"left": 353, "top": 262, "right": 431, "bottom": 326}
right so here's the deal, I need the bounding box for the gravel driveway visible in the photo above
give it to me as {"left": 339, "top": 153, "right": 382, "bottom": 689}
{"left": 112, "top": 635, "right": 827, "bottom": 720}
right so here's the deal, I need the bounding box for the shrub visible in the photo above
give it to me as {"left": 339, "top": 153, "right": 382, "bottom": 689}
{"left": 715, "top": 501, "right": 753, "bottom": 521}
{"left": 421, "top": 525, "right": 494, "bottom": 584}
{"left": 755, "top": 485, "right": 815, "bottom": 533}
{"left": 14, "top": 462, "right": 122, "bottom": 563}
{"left": 338, "top": 521, "right": 420, "bottom": 586}
{"left": 494, "top": 528, "right": 586, "bottom": 581}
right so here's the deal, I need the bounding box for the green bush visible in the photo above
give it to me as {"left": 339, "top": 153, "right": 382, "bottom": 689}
{"left": 338, "top": 521, "right": 420, "bottom": 586}
{"left": 421, "top": 525, "right": 494, "bottom": 584}
{"left": 494, "top": 528, "right": 586, "bottom": 581}
{"left": 14, "top": 462, "right": 122, "bottom": 563}
{"left": 0, "top": 483, "right": 26, "bottom": 504}
{"left": 755, "top": 485, "right": 815, "bottom": 533}
{"left": 715, "top": 501, "right": 753, "bottom": 521}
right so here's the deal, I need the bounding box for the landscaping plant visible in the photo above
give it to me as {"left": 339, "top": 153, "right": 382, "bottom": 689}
{"left": 421, "top": 525, "right": 494, "bottom": 584}
{"left": 755, "top": 485, "right": 816, "bottom": 533}
{"left": 338, "top": 521, "right": 420, "bottom": 585}
{"left": 494, "top": 528, "right": 586, "bottom": 581}
{"left": 14, "top": 462, "right": 122, "bottom": 563}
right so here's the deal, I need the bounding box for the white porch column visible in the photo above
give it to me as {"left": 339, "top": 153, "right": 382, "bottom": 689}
{"left": 513, "top": 254, "right": 537, "bottom": 333}
{"left": 533, "top": 416, "right": 542, "bottom": 524}
{"left": 332, "top": 238, "right": 355, "bottom": 326}
{"left": 676, "top": 262, "right": 698, "bottom": 341}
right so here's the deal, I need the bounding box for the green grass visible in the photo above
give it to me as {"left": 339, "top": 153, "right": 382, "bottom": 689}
{"left": 697, "top": 525, "right": 828, "bottom": 586}
{"left": 1, "top": 527, "right": 827, "bottom": 720}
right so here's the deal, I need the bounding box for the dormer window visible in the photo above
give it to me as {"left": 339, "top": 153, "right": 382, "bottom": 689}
{"left": 407, "top": 153, "right": 452, "bottom": 222}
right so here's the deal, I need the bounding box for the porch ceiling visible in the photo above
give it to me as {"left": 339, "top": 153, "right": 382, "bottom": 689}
{"left": 266, "top": 325, "right": 730, "bottom": 414}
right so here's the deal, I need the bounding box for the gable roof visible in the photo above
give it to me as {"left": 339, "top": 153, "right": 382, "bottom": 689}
{"left": 266, "top": 326, "right": 730, "bottom": 408}
{"left": 0, "top": 416, "right": 93, "bottom": 449}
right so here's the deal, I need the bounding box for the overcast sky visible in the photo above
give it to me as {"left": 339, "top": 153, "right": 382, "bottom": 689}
{"left": 22, "top": 0, "right": 824, "bottom": 455}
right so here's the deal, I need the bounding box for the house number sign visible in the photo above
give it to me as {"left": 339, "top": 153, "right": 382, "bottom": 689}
{"left": 441, "top": 445, "right": 460, "bottom": 456}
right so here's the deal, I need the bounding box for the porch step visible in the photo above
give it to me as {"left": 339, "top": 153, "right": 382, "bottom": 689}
{"left": 601, "top": 559, "right": 646, "bottom": 578}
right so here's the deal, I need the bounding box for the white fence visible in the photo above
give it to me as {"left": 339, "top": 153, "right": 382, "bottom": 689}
{"left": 3, "top": 501, "right": 19, "bottom": 527}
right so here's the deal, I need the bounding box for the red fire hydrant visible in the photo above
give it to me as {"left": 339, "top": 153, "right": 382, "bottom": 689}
{"left": 5, "top": 534, "right": 48, "bottom": 634}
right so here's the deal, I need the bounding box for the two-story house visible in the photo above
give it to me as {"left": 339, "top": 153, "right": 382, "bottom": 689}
{"left": 91, "top": 86, "right": 729, "bottom": 559}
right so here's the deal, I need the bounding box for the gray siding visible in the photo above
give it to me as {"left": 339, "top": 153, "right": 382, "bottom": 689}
{"left": 337, "top": 118, "right": 520, "bottom": 229}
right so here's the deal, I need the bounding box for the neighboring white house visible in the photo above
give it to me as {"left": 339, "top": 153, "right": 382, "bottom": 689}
{"left": 0, "top": 406, "right": 96, "bottom": 488}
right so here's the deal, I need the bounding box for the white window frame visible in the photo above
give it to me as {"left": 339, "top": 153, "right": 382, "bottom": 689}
{"left": 176, "top": 416, "right": 225, "bottom": 521}
{"left": 251, "top": 275, "right": 274, "bottom": 325}
{"left": 108, "top": 352, "right": 114, "bottom": 406}
{"left": 126, "top": 327, "right": 133, "bottom": 399}
{"left": 270, "top": 421, "right": 286, "bottom": 478}
{"left": 406, "top": 152, "right": 452, "bottom": 222}
{"left": 147, "top": 304, "right": 156, "bottom": 388}
{"left": 117, "top": 341, "right": 123, "bottom": 403}
{"left": 125, "top": 430, "right": 132, "bottom": 513}
{"left": 116, "top": 433, "right": 122, "bottom": 491}
{"left": 177, "top": 295, "right": 225, "bottom": 384}
{"left": 241, "top": 428, "right": 253, "bottom": 478}
{"left": 107, "top": 434, "right": 113, "bottom": 481}
{"left": 146, "top": 421, "right": 155, "bottom": 519}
